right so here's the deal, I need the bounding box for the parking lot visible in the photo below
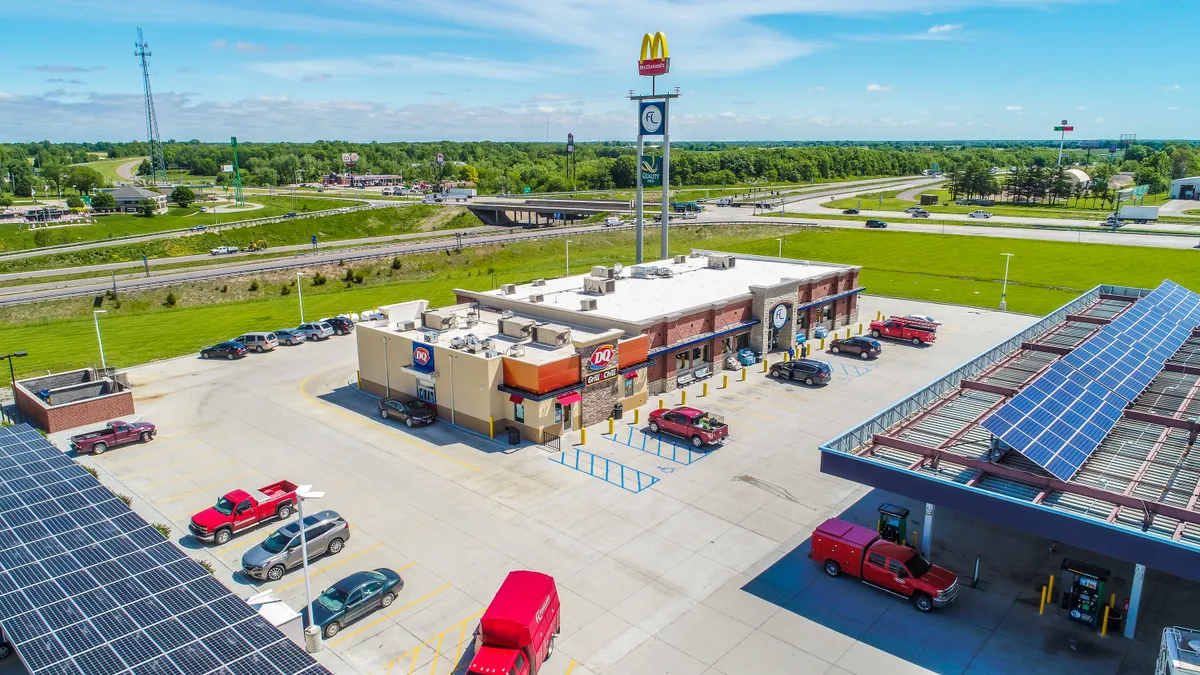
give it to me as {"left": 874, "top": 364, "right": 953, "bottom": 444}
{"left": 26, "top": 296, "right": 1171, "bottom": 675}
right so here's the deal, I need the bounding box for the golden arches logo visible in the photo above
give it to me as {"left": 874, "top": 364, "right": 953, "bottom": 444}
{"left": 638, "top": 32, "right": 670, "bottom": 76}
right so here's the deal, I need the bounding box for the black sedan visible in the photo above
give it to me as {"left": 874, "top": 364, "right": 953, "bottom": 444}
{"left": 770, "top": 359, "right": 832, "bottom": 385}
{"left": 274, "top": 328, "right": 308, "bottom": 346}
{"left": 378, "top": 399, "right": 436, "bottom": 427}
{"left": 842, "top": 208, "right": 860, "bottom": 215}
{"left": 865, "top": 219, "right": 888, "bottom": 228}
{"left": 829, "top": 336, "right": 882, "bottom": 360}
{"left": 305, "top": 569, "right": 404, "bottom": 639}
{"left": 200, "top": 341, "right": 248, "bottom": 360}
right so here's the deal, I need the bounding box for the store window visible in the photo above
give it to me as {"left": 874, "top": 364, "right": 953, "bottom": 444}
{"left": 554, "top": 402, "right": 563, "bottom": 423}
{"left": 624, "top": 376, "right": 635, "bottom": 398}
{"left": 735, "top": 333, "right": 750, "bottom": 350}
{"left": 675, "top": 350, "right": 691, "bottom": 373}
{"left": 721, "top": 337, "right": 733, "bottom": 355}
{"left": 514, "top": 403, "right": 525, "bottom": 424}
{"left": 798, "top": 311, "right": 809, "bottom": 330}
{"left": 821, "top": 304, "right": 833, "bottom": 323}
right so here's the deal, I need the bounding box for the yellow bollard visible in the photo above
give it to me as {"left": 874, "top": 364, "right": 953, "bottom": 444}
{"left": 1101, "top": 605, "right": 1111, "bottom": 637}
{"left": 1109, "top": 593, "right": 1116, "bottom": 608}
{"left": 845, "top": 328, "right": 851, "bottom": 339}
{"left": 581, "top": 427, "right": 587, "bottom": 445}
{"left": 741, "top": 368, "right": 747, "bottom": 381}
{"left": 876, "top": 310, "right": 882, "bottom": 320}
{"left": 489, "top": 416, "right": 494, "bottom": 438}
{"left": 681, "top": 390, "right": 687, "bottom": 405}
{"left": 910, "top": 531, "right": 917, "bottom": 548}
{"left": 608, "top": 417, "right": 614, "bottom": 434}
{"left": 820, "top": 337, "right": 825, "bottom": 351}
{"left": 723, "top": 374, "right": 728, "bottom": 389}
{"left": 762, "top": 359, "right": 768, "bottom": 373}
{"left": 1047, "top": 575, "right": 1054, "bottom": 602}
{"left": 1039, "top": 586, "right": 1047, "bottom": 615}
{"left": 634, "top": 409, "right": 640, "bottom": 424}
{"left": 658, "top": 398, "right": 664, "bottom": 410}
{"left": 857, "top": 323, "right": 863, "bottom": 335}
{"left": 357, "top": 371, "right": 361, "bottom": 389}
{"left": 703, "top": 382, "right": 708, "bottom": 397}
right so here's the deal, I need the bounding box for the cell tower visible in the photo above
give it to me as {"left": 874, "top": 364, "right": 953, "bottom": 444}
{"left": 134, "top": 27, "right": 167, "bottom": 186}
{"left": 230, "top": 137, "right": 245, "bottom": 208}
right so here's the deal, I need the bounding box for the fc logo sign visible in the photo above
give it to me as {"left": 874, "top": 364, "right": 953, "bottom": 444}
{"left": 639, "top": 102, "right": 665, "bottom": 136}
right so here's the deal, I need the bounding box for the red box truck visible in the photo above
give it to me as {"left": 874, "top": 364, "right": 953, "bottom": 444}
{"left": 468, "top": 571, "right": 561, "bottom": 675}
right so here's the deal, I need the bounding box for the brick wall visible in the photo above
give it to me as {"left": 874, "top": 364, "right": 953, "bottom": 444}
{"left": 17, "top": 387, "right": 136, "bottom": 434}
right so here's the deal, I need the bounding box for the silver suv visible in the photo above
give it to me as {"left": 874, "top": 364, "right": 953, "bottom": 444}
{"left": 298, "top": 321, "right": 335, "bottom": 341}
{"left": 242, "top": 509, "right": 351, "bottom": 581}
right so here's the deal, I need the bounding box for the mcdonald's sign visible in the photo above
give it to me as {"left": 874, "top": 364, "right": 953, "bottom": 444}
{"left": 638, "top": 32, "right": 670, "bottom": 76}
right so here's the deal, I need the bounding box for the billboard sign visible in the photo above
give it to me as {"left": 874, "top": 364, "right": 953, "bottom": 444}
{"left": 221, "top": 164, "right": 234, "bottom": 173}
{"left": 639, "top": 101, "right": 666, "bottom": 136}
{"left": 436, "top": 153, "right": 445, "bottom": 165}
{"left": 1053, "top": 125, "right": 1074, "bottom": 132}
{"left": 1130, "top": 184, "right": 1150, "bottom": 199}
{"left": 567, "top": 133, "right": 574, "bottom": 154}
{"left": 640, "top": 155, "right": 661, "bottom": 187}
{"left": 411, "top": 342, "right": 435, "bottom": 374}
{"left": 341, "top": 152, "right": 359, "bottom": 166}
{"left": 638, "top": 32, "right": 670, "bottom": 76}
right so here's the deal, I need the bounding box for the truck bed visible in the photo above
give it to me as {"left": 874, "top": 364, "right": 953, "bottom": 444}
{"left": 255, "top": 480, "right": 299, "bottom": 501}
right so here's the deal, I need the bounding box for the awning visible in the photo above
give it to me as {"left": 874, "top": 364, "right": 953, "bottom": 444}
{"left": 625, "top": 372, "right": 638, "bottom": 380}
{"left": 557, "top": 392, "right": 582, "bottom": 405}
{"left": 649, "top": 321, "right": 759, "bottom": 357}
{"left": 796, "top": 287, "right": 866, "bottom": 312}
{"left": 509, "top": 394, "right": 524, "bottom": 403}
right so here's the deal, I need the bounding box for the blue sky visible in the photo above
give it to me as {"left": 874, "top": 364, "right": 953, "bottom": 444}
{"left": 2, "top": 0, "right": 1195, "bottom": 142}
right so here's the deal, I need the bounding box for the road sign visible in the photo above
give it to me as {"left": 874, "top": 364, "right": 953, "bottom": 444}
{"left": 523, "top": 186, "right": 531, "bottom": 193}
{"left": 639, "top": 101, "right": 666, "bottom": 136}
{"left": 221, "top": 164, "right": 234, "bottom": 173}
{"left": 1130, "top": 184, "right": 1149, "bottom": 198}
{"left": 640, "top": 154, "right": 662, "bottom": 187}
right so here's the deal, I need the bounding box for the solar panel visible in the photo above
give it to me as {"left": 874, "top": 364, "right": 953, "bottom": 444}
{"left": 0, "top": 425, "right": 329, "bottom": 675}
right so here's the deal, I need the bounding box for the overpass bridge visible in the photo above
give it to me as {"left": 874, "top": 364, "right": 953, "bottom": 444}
{"left": 467, "top": 198, "right": 633, "bottom": 226}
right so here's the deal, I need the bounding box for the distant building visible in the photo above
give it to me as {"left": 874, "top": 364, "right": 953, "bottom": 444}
{"left": 105, "top": 186, "right": 168, "bottom": 213}
{"left": 1063, "top": 168, "right": 1091, "bottom": 186}
{"left": 1169, "top": 176, "right": 1200, "bottom": 200}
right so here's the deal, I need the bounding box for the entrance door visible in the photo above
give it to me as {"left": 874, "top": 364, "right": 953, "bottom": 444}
{"left": 561, "top": 403, "right": 573, "bottom": 430}
{"left": 417, "top": 380, "right": 436, "bottom": 404}
{"left": 1183, "top": 185, "right": 1196, "bottom": 200}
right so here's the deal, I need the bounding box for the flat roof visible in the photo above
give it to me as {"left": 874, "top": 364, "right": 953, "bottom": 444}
{"left": 467, "top": 251, "right": 852, "bottom": 324}
{"left": 821, "top": 283, "right": 1200, "bottom": 582}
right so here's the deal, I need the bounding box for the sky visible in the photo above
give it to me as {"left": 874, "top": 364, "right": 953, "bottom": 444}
{"left": 1, "top": 0, "right": 1196, "bottom": 143}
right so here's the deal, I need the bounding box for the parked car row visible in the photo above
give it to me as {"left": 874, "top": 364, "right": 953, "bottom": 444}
{"left": 199, "top": 317, "right": 355, "bottom": 360}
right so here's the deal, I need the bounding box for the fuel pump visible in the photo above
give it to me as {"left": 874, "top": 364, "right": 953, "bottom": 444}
{"left": 1059, "top": 558, "right": 1110, "bottom": 629}
{"left": 877, "top": 503, "right": 910, "bottom": 545}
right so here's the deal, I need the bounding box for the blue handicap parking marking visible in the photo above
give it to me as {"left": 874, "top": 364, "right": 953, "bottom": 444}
{"left": 604, "top": 425, "right": 712, "bottom": 465}
{"left": 549, "top": 448, "right": 660, "bottom": 493}
{"left": 838, "top": 363, "right": 872, "bottom": 378}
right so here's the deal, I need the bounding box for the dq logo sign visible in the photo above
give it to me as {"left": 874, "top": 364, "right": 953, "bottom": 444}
{"left": 589, "top": 344, "right": 616, "bottom": 370}
{"left": 412, "top": 343, "right": 435, "bottom": 373}
{"left": 638, "top": 32, "right": 670, "bottom": 76}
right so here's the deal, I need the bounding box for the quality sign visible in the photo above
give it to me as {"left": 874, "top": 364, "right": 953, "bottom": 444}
{"left": 640, "top": 155, "right": 661, "bottom": 188}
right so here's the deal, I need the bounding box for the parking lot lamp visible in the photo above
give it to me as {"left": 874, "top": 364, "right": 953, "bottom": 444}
{"left": 92, "top": 310, "right": 108, "bottom": 371}
{"left": 295, "top": 484, "right": 325, "bottom": 652}
{"left": 776, "top": 238, "right": 783, "bottom": 258}
{"left": 999, "top": 253, "right": 1014, "bottom": 311}
{"left": 1, "top": 352, "right": 27, "bottom": 424}
{"left": 296, "top": 272, "right": 305, "bottom": 323}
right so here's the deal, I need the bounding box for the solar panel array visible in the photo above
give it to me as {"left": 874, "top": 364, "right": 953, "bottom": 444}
{"left": 0, "top": 424, "right": 329, "bottom": 675}
{"left": 983, "top": 281, "right": 1200, "bottom": 482}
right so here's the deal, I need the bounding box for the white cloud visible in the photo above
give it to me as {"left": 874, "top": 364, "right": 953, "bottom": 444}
{"left": 1164, "top": 84, "right": 1182, "bottom": 90}
{"left": 251, "top": 53, "right": 574, "bottom": 82}
{"left": 235, "top": 41, "right": 269, "bottom": 53}
{"left": 1166, "top": 106, "right": 1179, "bottom": 111}
{"left": 866, "top": 83, "right": 892, "bottom": 92}
{"left": 1077, "top": 106, "right": 1085, "bottom": 110}
{"left": 1094, "top": 116, "right": 1106, "bottom": 123}
{"left": 928, "top": 24, "right": 962, "bottom": 33}
{"left": 301, "top": 73, "right": 329, "bottom": 83}
{"left": 1004, "top": 105, "right": 1022, "bottom": 111}
{"left": 812, "top": 86, "right": 827, "bottom": 91}
{"left": 211, "top": 39, "right": 227, "bottom": 49}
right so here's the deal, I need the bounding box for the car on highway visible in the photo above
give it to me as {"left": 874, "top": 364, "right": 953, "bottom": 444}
{"left": 273, "top": 328, "right": 308, "bottom": 346}
{"left": 234, "top": 332, "right": 278, "bottom": 353}
{"left": 200, "top": 341, "right": 248, "bottom": 360}
{"left": 865, "top": 219, "right": 888, "bottom": 229}
{"left": 305, "top": 569, "right": 405, "bottom": 639}
{"left": 189, "top": 225, "right": 207, "bottom": 232}
{"left": 682, "top": 212, "right": 698, "bottom": 220}
{"left": 829, "top": 336, "right": 882, "bottom": 359}
{"left": 338, "top": 207, "right": 351, "bottom": 213}
{"left": 70, "top": 420, "right": 157, "bottom": 455}
{"left": 241, "top": 509, "right": 351, "bottom": 581}
{"left": 298, "top": 321, "right": 335, "bottom": 341}
{"left": 210, "top": 246, "right": 239, "bottom": 255}
{"left": 842, "top": 208, "right": 859, "bottom": 215}
{"left": 968, "top": 210, "right": 993, "bottom": 219}
{"left": 284, "top": 212, "right": 298, "bottom": 218}
{"left": 770, "top": 359, "right": 832, "bottom": 385}
{"left": 903, "top": 206, "right": 922, "bottom": 214}
{"left": 378, "top": 398, "right": 436, "bottom": 427}
{"left": 325, "top": 316, "right": 355, "bottom": 335}
{"left": 910, "top": 209, "right": 931, "bottom": 218}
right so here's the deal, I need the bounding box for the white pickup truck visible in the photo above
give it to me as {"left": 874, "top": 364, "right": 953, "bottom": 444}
{"left": 210, "top": 246, "right": 240, "bottom": 255}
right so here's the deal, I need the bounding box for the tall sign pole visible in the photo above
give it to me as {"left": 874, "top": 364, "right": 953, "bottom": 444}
{"left": 630, "top": 31, "right": 676, "bottom": 264}
{"left": 1054, "top": 120, "right": 1074, "bottom": 167}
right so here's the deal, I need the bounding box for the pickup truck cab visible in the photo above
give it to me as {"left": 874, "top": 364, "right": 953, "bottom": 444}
{"left": 870, "top": 316, "right": 939, "bottom": 346}
{"left": 468, "top": 571, "right": 561, "bottom": 675}
{"left": 647, "top": 407, "right": 729, "bottom": 448}
{"left": 968, "top": 210, "right": 992, "bottom": 218}
{"left": 190, "top": 480, "right": 299, "bottom": 545}
{"left": 70, "top": 420, "right": 156, "bottom": 455}
{"left": 810, "top": 518, "right": 958, "bottom": 612}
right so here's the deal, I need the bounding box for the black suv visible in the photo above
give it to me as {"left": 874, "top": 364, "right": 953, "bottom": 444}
{"left": 865, "top": 219, "right": 888, "bottom": 228}
{"left": 770, "top": 359, "right": 832, "bottom": 385}
{"left": 326, "top": 316, "right": 355, "bottom": 335}
{"left": 829, "top": 336, "right": 882, "bottom": 359}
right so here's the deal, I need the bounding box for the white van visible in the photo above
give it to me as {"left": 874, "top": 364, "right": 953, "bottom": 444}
{"left": 603, "top": 217, "right": 623, "bottom": 227}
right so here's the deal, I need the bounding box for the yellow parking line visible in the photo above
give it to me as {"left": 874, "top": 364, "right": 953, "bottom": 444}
{"left": 385, "top": 610, "right": 484, "bottom": 675}
{"left": 328, "top": 583, "right": 450, "bottom": 646}
{"left": 273, "top": 543, "right": 391, "bottom": 592}
{"left": 97, "top": 440, "right": 202, "bottom": 468}
{"left": 565, "top": 660, "right": 577, "bottom": 675}
{"left": 407, "top": 645, "right": 422, "bottom": 675}
{"left": 135, "top": 458, "right": 239, "bottom": 491}
{"left": 152, "top": 471, "right": 257, "bottom": 504}
{"left": 300, "top": 373, "right": 479, "bottom": 472}
{"left": 384, "top": 646, "right": 420, "bottom": 674}
{"left": 428, "top": 631, "right": 444, "bottom": 675}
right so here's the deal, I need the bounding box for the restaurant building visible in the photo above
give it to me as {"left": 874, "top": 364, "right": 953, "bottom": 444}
{"left": 355, "top": 250, "right": 862, "bottom": 442}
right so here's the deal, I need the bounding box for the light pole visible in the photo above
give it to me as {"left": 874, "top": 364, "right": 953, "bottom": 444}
{"left": 776, "top": 238, "right": 783, "bottom": 258}
{"left": 565, "top": 240, "right": 573, "bottom": 277}
{"left": 1, "top": 352, "right": 28, "bottom": 424}
{"left": 294, "top": 484, "right": 325, "bottom": 653}
{"left": 999, "top": 253, "right": 1014, "bottom": 311}
{"left": 296, "top": 272, "right": 305, "bottom": 323}
{"left": 92, "top": 310, "right": 108, "bottom": 371}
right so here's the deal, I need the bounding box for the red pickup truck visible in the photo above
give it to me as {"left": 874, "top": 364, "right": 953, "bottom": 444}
{"left": 647, "top": 407, "right": 729, "bottom": 448}
{"left": 189, "top": 480, "right": 299, "bottom": 545}
{"left": 70, "top": 420, "right": 156, "bottom": 455}
{"left": 810, "top": 518, "right": 958, "bottom": 612}
{"left": 468, "top": 571, "right": 561, "bottom": 675}
{"left": 869, "top": 316, "right": 938, "bottom": 346}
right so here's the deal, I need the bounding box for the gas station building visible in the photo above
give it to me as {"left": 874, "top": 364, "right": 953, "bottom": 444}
{"left": 821, "top": 281, "right": 1200, "bottom": 640}
{"left": 355, "top": 250, "right": 861, "bottom": 442}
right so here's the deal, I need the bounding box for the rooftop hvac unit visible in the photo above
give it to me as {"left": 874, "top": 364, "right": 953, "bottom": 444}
{"left": 450, "top": 336, "right": 467, "bottom": 350}
{"left": 590, "top": 265, "right": 615, "bottom": 279}
{"left": 534, "top": 324, "right": 572, "bottom": 347}
{"left": 529, "top": 294, "right": 545, "bottom": 303}
{"left": 583, "top": 277, "right": 617, "bottom": 295}
{"left": 689, "top": 252, "right": 703, "bottom": 258}
{"left": 673, "top": 255, "right": 687, "bottom": 264}
{"left": 706, "top": 255, "right": 736, "bottom": 269}
{"left": 422, "top": 310, "right": 457, "bottom": 331}
{"left": 630, "top": 265, "right": 655, "bottom": 279}
{"left": 580, "top": 298, "right": 598, "bottom": 311}
{"left": 463, "top": 314, "right": 479, "bottom": 328}
{"left": 500, "top": 283, "right": 517, "bottom": 295}
{"left": 507, "top": 343, "right": 526, "bottom": 357}
{"left": 485, "top": 350, "right": 500, "bottom": 358}
{"left": 654, "top": 267, "right": 674, "bottom": 278}
{"left": 421, "top": 330, "right": 439, "bottom": 344}
{"left": 498, "top": 316, "right": 536, "bottom": 339}
{"left": 396, "top": 320, "right": 417, "bottom": 331}
{"left": 532, "top": 278, "right": 546, "bottom": 286}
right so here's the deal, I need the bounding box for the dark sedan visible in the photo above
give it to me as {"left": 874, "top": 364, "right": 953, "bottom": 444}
{"left": 770, "top": 359, "right": 832, "bottom": 385}
{"left": 274, "top": 328, "right": 308, "bottom": 346}
{"left": 842, "top": 208, "right": 860, "bottom": 215}
{"left": 378, "top": 399, "right": 436, "bottom": 427}
{"left": 304, "top": 569, "right": 404, "bottom": 639}
{"left": 829, "top": 336, "right": 882, "bottom": 359}
{"left": 200, "top": 341, "right": 248, "bottom": 360}
{"left": 865, "top": 219, "right": 888, "bottom": 228}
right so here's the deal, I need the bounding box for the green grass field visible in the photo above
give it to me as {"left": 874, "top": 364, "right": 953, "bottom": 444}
{"left": 0, "top": 196, "right": 362, "bottom": 254}
{"left": 825, "top": 188, "right": 1191, "bottom": 222}
{"left": 0, "top": 205, "right": 481, "bottom": 275}
{"left": 72, "top": 157, "right": 145, "bottom": 184}
{"left": 4, "top": 223, "right": 1200, "bottom": 380}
